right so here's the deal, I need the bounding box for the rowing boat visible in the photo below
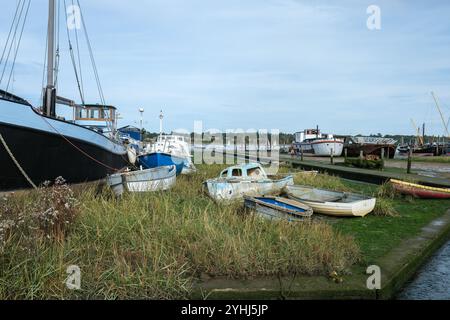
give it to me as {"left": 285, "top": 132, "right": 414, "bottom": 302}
{"left": 244, "top": 196, "right": 313, "bottom": 222}
{"left": 285, "top": 185, "right": 376, "bottom": 217}
{"left": 390, "top": 179, "right": 450, "bottom": 199}
{"left": 106, "top": 165, "right": 176, "bottom": 196}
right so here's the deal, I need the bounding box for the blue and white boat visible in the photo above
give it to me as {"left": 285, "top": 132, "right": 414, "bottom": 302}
{"left": 138, "top": 151, "right": 185, "bottom": 175}
{"left": 204, "top": 163, "right": 294, "bottom": 202}
{"left": 244, "top": 196, "right": 313, "bottom": 222}
{"left": 138, "top": 112, "right": 195, "bottom": 175}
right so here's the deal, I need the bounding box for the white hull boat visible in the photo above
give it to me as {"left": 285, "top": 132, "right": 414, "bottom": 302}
{"left": 204, "top": 163, "right": 294, "bottom": 202}
{"left": 285, "top": 185, "right": 376, "bottom": 217}
{"left": 107, "top": 165, "right": 176, "bottom": 196}
{"left": 311, "top": 139, "right": 344, "bottom": 156}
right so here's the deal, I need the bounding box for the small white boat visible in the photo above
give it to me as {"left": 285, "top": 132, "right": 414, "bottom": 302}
{"left": 285, "top": 185, "right": 376, "bottom": 217}
{"left": 106, "top": 165, "right": 176, "bottom": 196}
{"left": 204, "top": 163, "right": 294, "bottom": 202}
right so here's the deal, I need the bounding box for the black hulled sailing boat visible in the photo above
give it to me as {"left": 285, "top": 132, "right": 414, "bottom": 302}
{"left": 0, "top": 0, "right": 129, "bottom": 190}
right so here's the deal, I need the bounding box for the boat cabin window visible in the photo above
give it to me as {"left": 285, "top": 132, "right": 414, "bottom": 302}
{"left": 247, "top": 167, "right": 262, "bottom": 177}
{"left": 231, "top": 169, "right": 242, "bottom": 177}
{"left": 221, "top": 170, "right": 228, "bottom": 178}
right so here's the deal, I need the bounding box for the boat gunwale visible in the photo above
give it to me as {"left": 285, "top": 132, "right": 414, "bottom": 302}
{"left": 285, "top": 185, "right": 374, "bottom": 203}
{"left": 390, "top": 179, "right": 450, "bottom": 194}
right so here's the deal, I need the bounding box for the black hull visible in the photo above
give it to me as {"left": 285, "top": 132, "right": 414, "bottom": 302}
{"left": 413, "top": 146, "right": 447, "bottom": 156}
{"left": 345, "top": 145, "right": 396, "bottom": 159}
{"left": 0, "top": 123, "right": 128, "bottom": 191}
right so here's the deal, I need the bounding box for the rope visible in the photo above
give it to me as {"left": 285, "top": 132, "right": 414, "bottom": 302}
{"left": 38, "top": 113, "right": 124, "bottom": 172}
{"left": 0, "top": 133, "right": 38, "bottom": 189}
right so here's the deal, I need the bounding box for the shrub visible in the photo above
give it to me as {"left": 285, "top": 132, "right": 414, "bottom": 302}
{"left": 344, "top": 158, "right": 384, "bottom": 170}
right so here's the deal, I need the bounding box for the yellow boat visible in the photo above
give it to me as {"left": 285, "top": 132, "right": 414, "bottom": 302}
{"left": 390, "top": 179, "right": 450, "bottom": 199}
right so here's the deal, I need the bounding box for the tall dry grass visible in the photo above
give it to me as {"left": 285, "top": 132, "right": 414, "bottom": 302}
{"left": 0, "top": 165, "right": 360, "bottom": 299}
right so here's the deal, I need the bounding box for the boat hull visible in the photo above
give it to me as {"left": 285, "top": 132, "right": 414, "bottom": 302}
{"left": 390, "top": 179, "right": 450, "bottom": 199}
{"left": 311, "top": 140, "right": 344, "bottom": 156}
{"left": 106, "top": 165, "right": 176, "bottom": 196}
{"left": 138, "top": 152, "right": 185, "bottom": 175}
{"left": 285, "top": 185, "right": 376, "bottom": 217}
{"left": 0, "top": 99, "right": 128, "bottom": 191}
{"left": 204, "top": 176, "right": 294, "bottom": 202}
{"left": 345, "top": 144, "right": 396, "bottom": 159}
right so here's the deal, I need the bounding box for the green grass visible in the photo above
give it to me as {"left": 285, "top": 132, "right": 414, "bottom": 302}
{"left": 333, "top": 179, "right": 449, "bottom": 263}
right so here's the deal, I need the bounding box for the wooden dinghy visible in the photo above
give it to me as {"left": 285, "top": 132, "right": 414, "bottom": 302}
{"left": 244, "top": 196, "right": 313, "bottom": 222}
{"left": 204, "top": 163, "right": 294, "bottom": 202}
{"left": 285, "top": 185, "right": 376, "bottom": 217}
{"left": 390, "top": 179, "right": 450, "bottom": 199}
{"left": 107, "top": 165, "right": 176, "bottom": 196}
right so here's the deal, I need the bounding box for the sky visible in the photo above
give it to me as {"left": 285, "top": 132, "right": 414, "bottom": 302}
{"left": 1, "top": 0, "right": 450, "bottom": 136}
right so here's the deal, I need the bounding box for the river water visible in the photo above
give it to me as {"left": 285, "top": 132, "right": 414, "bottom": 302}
{"left": 397, "top": 240, "right": 450, "bottom": 300}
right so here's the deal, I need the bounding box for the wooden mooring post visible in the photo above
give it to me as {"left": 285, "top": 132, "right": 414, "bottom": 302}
{"left": 344, "top": 148, "right": 348, "bottom": 161}
{"left": 330, "top": 148, "right": 334, "bottom": 165}
{"left": 300, "top": 145, "right": 304, "bottom": 161}
{"left": 407, "top": 149, "right": 412, "bottom": 174}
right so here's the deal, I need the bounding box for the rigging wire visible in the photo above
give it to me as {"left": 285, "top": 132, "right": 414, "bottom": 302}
{"left": 0, "top": 0, "right": 22, "bottom": 69}
{"left": 72, "top": 0, "right": 84, "bottom": 97}
{"left": 76, "top": 0, "right": 115, "bottom": 136}
{"left": 5, "top": 0, "right": 31, "bottom": 93}
{"left": 0, "top": 0, "right": 26, "bottom": 87}
{"left": 63, "top": 0, "right": 85, "bottom": 104}
{"left": 76, "top": 0, "right": 105, "bottom": 106}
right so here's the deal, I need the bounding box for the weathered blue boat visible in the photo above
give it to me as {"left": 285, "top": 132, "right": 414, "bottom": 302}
{"left": 138, "top": 152, "right": 185, "bottom": 175}
{"left": 204, "top": 163, "right": 294, "bottom": 202}
{"left": 244, "top": 196, "right": 313, "bottom": 222}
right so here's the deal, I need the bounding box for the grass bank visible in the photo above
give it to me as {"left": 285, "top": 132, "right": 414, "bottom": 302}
{"left": 0, "top": 165, "right": 359, "bottom": 299}
{"left": 0, "top": 164, "right": 448, "bottom": 299}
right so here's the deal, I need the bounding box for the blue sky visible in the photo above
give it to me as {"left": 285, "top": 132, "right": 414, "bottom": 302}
{"left": 1, "top": 0, "right": 450, "bottom": 136}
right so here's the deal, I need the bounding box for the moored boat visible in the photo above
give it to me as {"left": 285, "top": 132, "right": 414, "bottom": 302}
{"left": 390, "top": 179, "right": 450, "bottom": 199}
{"left": 244, "top": 196, "right": 313, "bottom": 222}
{"left": 138, "top": 152, "right": 185, "bottom": 175}
{"left": 311, "top": 138, "right": 344, "bottom": 156}
{"left": 285, "top": 185, "right": 376, "bottom": 217}
{"left": 0, "top": 1, "right": 129, "bottom": 191}
{"left": 292, "top": 127, "right": 343, "bottom": 156}
{"left": 106, "top": 165, "right": 176, "bottom": 196}
{"left": 204, "top": 163, "right": 294, "bottom": 202}
{"left": 344, "top": 136, "right": 397, "bottom": 159}
{"left": 139, "top": 112, "right": 196, "bottom": 175}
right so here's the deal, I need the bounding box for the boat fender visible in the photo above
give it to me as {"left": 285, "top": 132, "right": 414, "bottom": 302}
{"left": 127, "top": 146, "right": 137, "bottom": 165}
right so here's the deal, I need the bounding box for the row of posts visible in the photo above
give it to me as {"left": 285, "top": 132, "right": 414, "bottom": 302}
{"left": 296, "top": 146, "right": 413, "bottom": 174}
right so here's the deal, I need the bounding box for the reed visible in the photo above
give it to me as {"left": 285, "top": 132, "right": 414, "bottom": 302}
{"left": 0, "top": 165, "right": 360, "bottom": 299}
{"left": 292, "top": 171, "right": 351, "bottom": 192}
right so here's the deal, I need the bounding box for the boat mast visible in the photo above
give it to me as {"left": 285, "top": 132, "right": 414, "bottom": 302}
{"left": 159, "top": 110, "right": 164, "bottom": 140}
{"left": 431, "top": 91, "right": 450, "bottom": 138}
{"left": 43, "top": 0, "right": 56, "bottom": 117}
